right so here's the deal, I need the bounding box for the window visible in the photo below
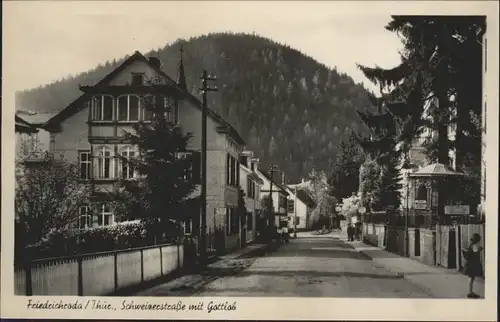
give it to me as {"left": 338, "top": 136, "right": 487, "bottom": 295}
{"left": 247, "top": 178, "right": 256, "bottom": 199}
{"left": 117, "top": 95, "right": 140, "bottom": 121}
{"left": 79, "top": 151, "right": 91, "bottom": 180}
{"left": 226, "top": 154, "right": 239, "bottom": 187}
{"left": 92, "top": 96, "right": 113, "bottom": 121}
{"left": 416, "top": 184, "right": 427, "bottom": 201}
{"left": 184, "top": 218, "right": 192, "bottom": 235}
{"left": 78, "top": 206, "right": 91, "bottom": 229}
{"left": 120, "top": 147, "right": 136, "bottom": 179}
{"left": 96, "top": 146, "right": 114, "bottom": 179}
{"left": 176, "top": 151, "right": 201, "bottom": 184}
{"left": 240, "top": 155, "right": 248, "bottom": 167}
{"left": 142, "top": 95, "right": 154, "bottom": 121}
{"left": 131, "top": 73, "right": 144, "bottom": 86}
{"left": 226, "top": 155, "right": 230, "bottom": 185}
{"left": 279, "top": 195, "right": 287, "bottom": 209}
{"left": 250, "top": 162, "right": 255, "bottom": 172}
{"left": 287, "top": 199, "right": 295, "bottom": 213}
{"left": 98, "top": 204, "right": 114, "bottom": 226}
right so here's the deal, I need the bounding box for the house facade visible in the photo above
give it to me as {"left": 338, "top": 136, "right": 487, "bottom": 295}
{"left": 285, "top": 184, "right": 308, "bottom": 231}
{"left": 42, "top": 51, "right": 246, "bottom": 250}
{"left": 238, "top": 151, "right": 263, "bottom": 245}
{"left": 256, "top": 169, "right": 289, "bottom": 227}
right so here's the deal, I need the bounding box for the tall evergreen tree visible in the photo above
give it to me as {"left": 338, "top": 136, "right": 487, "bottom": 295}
{"left": 356, "top": 16, "right": 486, "bottom": 213}
{"left": 328, "top": 134, "right": 365, "bottom": 202}
{"left": 113, "top": 80, "right": 200, "bottom": 235}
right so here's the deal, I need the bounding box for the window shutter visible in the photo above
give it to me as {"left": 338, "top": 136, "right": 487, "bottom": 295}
{"left": 226, "top": 154, "right": 230, "bottom": 185}
{"left": 236, "top": 161, "right": 240, "bottom": 186}
{"left": 191, "top": 151, "right": 201, "bottom": 184}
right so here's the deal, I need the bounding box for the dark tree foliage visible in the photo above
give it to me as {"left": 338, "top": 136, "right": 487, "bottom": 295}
{"left": 112, "top": 79, "right": 200, "bottom": 235}
{"left": 16, "top": 33, "right": 373, "bottom": 182}
{"left": 328, "top": 134, "right": 365, "bottom": 202}
{"left": 355, "top": 16, "right": 485, "bottom": 212}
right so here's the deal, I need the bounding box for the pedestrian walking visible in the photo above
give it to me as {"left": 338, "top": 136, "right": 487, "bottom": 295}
{"left": 462, "top": 233, "right": 484, "bottom": 298}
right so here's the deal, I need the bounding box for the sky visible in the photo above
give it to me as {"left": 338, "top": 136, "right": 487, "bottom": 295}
{"left": 2, "top": 1, "right": 492, "bottom": 94}
{"left": 3, "top": 1, "right": 408, "bottom": 94}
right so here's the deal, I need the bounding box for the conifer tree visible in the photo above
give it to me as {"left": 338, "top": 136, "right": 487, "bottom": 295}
{"left": 113, "top": 79, "right": 200, "bottom": 236}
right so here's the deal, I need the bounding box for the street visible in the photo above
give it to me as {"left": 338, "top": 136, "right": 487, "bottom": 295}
{"left": 136, "top": 233, "right": 433, "bottom": 298}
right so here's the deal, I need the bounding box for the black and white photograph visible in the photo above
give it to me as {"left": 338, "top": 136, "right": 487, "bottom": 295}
{"left": 1, "top": 1, "right": 498, "bottom": 320}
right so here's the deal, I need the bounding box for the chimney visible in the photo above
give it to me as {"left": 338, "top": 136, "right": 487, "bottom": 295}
{"left": 301, "top": 178, "right": 305, "bottom": 183}
{"left": 281, "top": 172, "right": 286, "bottom": 185}
{"left": 148, "top": 57, "right": 161, "bottom": 69}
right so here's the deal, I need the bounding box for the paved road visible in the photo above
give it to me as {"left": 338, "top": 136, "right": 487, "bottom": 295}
{"left": 137, "top": 234, "right": 433, "bottom": 297}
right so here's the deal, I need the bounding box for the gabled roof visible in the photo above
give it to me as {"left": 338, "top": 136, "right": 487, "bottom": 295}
{"left": 17, "top": 111, "right": 58, "bottom": 126}
{"left": 409, "top": 163, "right": 465, "bottom": 177}
{"left": 15, "top": 115, "right": 38, "bottom": 133}
{"left": 258, "top": 169, "right": 289, "bottom": 195}
{"left": 42, "top": 51, "right": 245, "bottom": 146}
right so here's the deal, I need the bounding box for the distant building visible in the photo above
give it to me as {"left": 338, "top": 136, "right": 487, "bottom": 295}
{"left": 15, "top": 112, "right": 52, "bottom": 159}
{"left": 239, "top": 151, "right": 264, "bottom": 245}
{"left": 256, "top": 169, "right": 289, "bottom": 227}
{"left": 284, "top": 184, "right": 308, "bottom": 230}
{"left": 40, "top": 50, "right": 246, "bottom": 251}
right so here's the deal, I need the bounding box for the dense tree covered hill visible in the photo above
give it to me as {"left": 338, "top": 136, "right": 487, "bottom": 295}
{"left": 16, "top": 32, "right": 373, "bottom": 182}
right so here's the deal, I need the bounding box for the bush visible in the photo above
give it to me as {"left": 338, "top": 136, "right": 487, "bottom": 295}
{"left": 341, "top": 194, "right": 362, "bottom": 223}
{"left": 17, "top": 220, "right": 160, "bottom": 261}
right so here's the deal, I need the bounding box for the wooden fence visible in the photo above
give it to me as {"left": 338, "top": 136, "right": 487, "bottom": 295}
{"left": 15, "top": 243, "right": 184, "bottom": 296}
{"left": 362, "top": 222, "right": 485, "bottom": 274}
{"left": 436, "top": 224, "right": 485, "bottom": 273}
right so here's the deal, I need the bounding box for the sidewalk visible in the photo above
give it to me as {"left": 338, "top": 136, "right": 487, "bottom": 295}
{"left": 333, "top": 233, "right": 485, "bottom": 299}
{"left": 133, "top": 243, "right": 269, "bottom": 296}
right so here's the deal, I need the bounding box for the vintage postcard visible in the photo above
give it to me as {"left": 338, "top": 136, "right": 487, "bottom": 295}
{"left": 1, "top": 1, "right": 498, "bottom": 320}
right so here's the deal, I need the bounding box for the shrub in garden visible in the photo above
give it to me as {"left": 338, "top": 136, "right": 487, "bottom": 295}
{"left": 22, "top": 220, "right": 151, "bottom": 260}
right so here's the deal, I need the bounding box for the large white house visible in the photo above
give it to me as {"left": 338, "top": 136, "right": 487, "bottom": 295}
{"left": 284, "top": 184, "right": 308, "bottom": 230}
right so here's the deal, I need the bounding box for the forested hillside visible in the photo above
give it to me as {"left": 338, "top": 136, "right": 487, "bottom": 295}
{"left": 16, "top": 32, "right": 373, "bottom": 182}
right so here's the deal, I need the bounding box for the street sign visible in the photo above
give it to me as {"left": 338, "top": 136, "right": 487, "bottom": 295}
{"left": 444, "top": 205, "right": 470, "bottom": 215}
{"left": 414, "top": 200, "right": 427, "bottom": 210}
{"left": 359, "top": 207, "right": 366, "bottom": 214}
{"left": 335, "top": 206, "right": 342, "bottom": 212}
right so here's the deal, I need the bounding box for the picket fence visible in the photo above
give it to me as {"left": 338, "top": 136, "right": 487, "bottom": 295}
{"left": 15, "top": 243, "right": 184, "bottom": 296}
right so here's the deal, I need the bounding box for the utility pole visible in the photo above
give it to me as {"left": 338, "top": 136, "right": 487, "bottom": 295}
{"left": 294, "top": 185, "right": 298, "bottom": 238}
{"left": 404, "top": 171, "right": 410, "bottom": 257}
{"left": 268, "top": 164, "right": 279, "bottom": 235}
{"left": 199, "top": 70, "right": 217, "bottom": 263}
